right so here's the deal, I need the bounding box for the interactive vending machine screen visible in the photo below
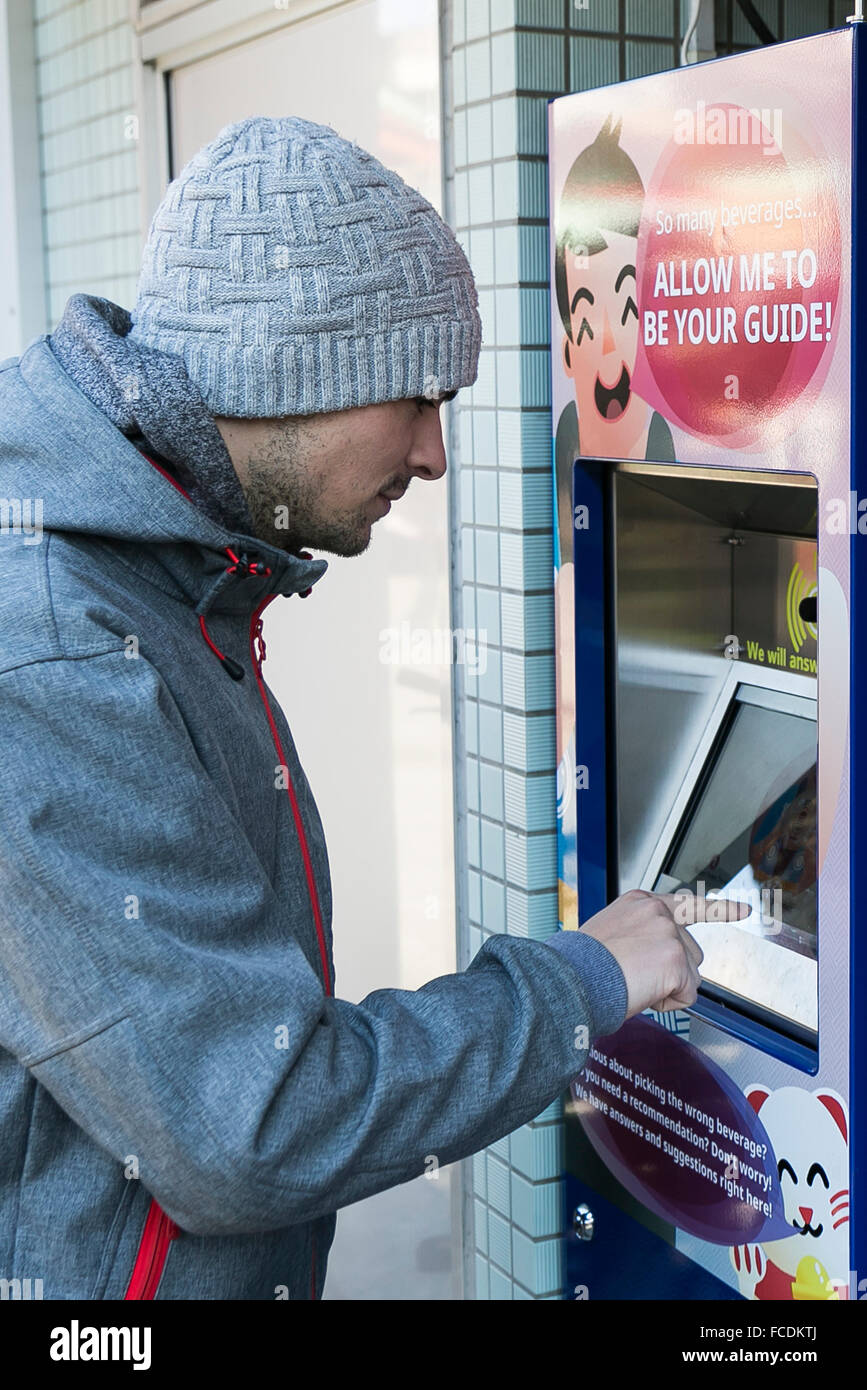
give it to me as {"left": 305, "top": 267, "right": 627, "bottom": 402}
{"left": 654, "top": 687, "right": 818, "bottom": 1041}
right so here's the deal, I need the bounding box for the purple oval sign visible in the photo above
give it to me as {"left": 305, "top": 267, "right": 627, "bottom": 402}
{"left": 572, "top": 1016, "right": 791, "bottom": 1245}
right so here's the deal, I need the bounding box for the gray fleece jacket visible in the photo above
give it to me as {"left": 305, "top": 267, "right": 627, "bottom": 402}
{"left": 0, "top": 322, "right": 626, "bottom": 1300}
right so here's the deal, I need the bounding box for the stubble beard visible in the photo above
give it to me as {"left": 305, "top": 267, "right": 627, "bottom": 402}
{"left": 238, "top": 425, "right": 373, "bottom": 559}
{"left": 247, "top": 472, "right": 372, "bottom": 558}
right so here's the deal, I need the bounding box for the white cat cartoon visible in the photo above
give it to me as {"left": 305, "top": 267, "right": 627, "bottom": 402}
{"left": 731, "top": 1084, "right": 849, "bottom": 1300}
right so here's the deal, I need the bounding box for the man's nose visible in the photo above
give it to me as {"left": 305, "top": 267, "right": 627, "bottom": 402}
{"left": 602, "top": 308, "right": 616, "bottom": 357}
{"left": 409, "top": 407, "right": 448, "bottom": 481}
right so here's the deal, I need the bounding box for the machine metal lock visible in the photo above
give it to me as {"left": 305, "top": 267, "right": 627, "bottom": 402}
{"left": 573, "top": 1204, "right": 595, "bottom": 1241}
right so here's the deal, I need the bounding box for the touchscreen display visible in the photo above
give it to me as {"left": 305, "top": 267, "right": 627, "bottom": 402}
{"left": 653, "top": 695, "right": 817, "bottom": 1037}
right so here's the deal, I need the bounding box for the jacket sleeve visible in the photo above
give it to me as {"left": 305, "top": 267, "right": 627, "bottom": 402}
{"left": 0, "top": 650, "right": 626, "bottom": 1236}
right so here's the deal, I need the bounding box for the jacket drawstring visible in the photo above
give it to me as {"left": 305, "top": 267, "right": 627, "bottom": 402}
{"left": 196, "top": 542, "right": 314, "bottom": 679}
{"left": 137, "top": 451, "right": 314, "bottom": 679}
{"left": 197, "top": 547, "right": 273, "bottom": 681}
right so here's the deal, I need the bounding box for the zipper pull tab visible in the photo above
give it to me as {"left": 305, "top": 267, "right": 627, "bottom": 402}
{"left": 253, "top": 619, "right": 267, "bottom": 672}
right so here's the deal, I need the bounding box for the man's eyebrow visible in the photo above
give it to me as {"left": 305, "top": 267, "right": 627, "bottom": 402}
{"left": 570, "top": 286, "right": 594, "bottom": 312}
{"left": 615, "top": 264, "right": 636, "bottom": 293}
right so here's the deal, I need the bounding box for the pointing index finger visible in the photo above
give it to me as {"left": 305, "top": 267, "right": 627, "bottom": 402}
{"left": 657, "top": 891, "right": 753, "bottom": 925}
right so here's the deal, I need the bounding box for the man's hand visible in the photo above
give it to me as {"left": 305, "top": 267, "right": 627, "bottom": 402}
{"left": 581, "top": 889, "right": 750, "bottom": 1018}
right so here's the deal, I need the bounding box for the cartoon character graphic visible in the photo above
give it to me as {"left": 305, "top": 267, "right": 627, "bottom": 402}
{"left": 731, "top": 1085, "right": 850, "bottom": 1300}
{"left": 553, "top": 114, "right": 676, "bottom": 501}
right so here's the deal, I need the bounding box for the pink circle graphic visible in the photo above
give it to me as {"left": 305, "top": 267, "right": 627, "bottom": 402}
{"left": 632, "top": 104, "right": 841, "bottom": 450}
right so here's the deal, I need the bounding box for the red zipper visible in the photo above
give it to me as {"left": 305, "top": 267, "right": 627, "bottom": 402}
{"left": 124, "top": 1198, "right": 179, "bottom": 1300}
{"left": 249, "top": 595, "right": 333, "bottom": 998}
{"left": 252, "top": 597, "right": 331, "bottom": 1302}
{"left": 123, "top": 600, "right": 331, "bottom": 1300}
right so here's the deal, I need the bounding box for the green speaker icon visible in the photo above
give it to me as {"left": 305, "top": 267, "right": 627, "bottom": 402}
{"left": 787, "top": 562, "right": 818, "bottom": 654}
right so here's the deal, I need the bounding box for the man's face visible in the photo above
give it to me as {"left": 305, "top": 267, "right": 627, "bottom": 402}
{"left": 562, "top": 230, "right": 649, "bottom": 456}
{"left": 215, "top": 395, "right": 452, "bottom": 557}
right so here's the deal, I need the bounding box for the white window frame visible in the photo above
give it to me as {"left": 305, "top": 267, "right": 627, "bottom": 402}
{"left": 131, "top": 0, "right": 359, "bottom": 224}
{"left": 0, "top": 0, "right": 46, "bottom": 357}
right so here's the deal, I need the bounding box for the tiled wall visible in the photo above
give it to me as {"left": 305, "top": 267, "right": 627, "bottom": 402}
{"left": 445, "top": 0, "right": 852, "bottom": 1301}
{"left": 714, "top": 0, "right": 851, "bottom": 53}
{"left": 33, "top": 0, "right": 140, "bottom": 328}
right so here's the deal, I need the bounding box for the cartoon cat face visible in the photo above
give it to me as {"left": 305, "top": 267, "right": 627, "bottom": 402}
{"left": 747, "top": 1084, "right": 849, "bottom": 1281}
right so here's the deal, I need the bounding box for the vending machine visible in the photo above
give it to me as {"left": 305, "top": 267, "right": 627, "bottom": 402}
{"left": 550, "top": 23, "right": 864, "bottom": 1300}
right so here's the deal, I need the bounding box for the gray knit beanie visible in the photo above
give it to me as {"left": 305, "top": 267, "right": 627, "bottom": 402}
{"left": 128, "top": 116, "right": 481, "bottom": 418}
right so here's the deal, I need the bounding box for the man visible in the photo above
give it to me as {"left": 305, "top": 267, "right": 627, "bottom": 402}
{"left": 0, "top": 117, "right": 740, "bottom": 1300}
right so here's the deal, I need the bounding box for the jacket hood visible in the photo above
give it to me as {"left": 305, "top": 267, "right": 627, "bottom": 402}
{"left": 49, "top": 294, "right": 256, "bottom": 537}
{"left": 0, "top": 336, "right": 328, "bottom": 616}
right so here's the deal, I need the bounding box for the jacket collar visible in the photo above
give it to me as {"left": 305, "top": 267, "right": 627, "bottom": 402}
{"left": 13, "top": 337, "right": 328, "bottom": 618}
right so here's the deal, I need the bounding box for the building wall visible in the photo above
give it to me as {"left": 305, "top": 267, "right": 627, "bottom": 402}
{"left": 34, "top": 0, "right": 140, "bottom": 328}
{"left": 714, "top": 0, "right": 850, "bottom": 53}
